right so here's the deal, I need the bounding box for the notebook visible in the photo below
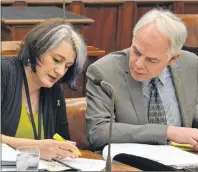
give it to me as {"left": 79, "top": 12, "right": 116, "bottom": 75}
{"left": 102, "top": 143, "right": 198, "bottom": 170}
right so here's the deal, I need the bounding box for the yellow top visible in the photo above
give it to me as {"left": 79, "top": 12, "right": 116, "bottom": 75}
{"left": 15, "top": 103, "right": 44, "bottom": 139}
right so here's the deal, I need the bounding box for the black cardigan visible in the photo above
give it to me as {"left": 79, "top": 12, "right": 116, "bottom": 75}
{"left": 1, "top": 56, "right": 70, "bottom": 139}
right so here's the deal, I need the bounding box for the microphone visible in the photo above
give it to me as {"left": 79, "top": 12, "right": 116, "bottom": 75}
{"left": 93, "top": 79, "right": 115, "bottom": 172}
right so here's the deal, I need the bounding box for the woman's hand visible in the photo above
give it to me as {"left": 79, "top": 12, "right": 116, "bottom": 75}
{"left": 37, "top": 139, "right": 79, "bottom": 160}
{"left": 2, "top": 135, "right": 80, "bottom": 160}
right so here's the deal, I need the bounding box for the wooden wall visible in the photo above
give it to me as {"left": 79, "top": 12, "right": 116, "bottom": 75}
{"left": 78, "top": 0, "right": 198, "bottom": 54}
{"left": 1, "top": 0, "right": 198, "bottom": 98}
{"left": 2, "top": 0, "right": 198, "bottom": 54}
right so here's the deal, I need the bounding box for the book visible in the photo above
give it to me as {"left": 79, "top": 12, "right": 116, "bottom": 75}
{"left": 102, "top": 143, "right": 198, "bottom": 170}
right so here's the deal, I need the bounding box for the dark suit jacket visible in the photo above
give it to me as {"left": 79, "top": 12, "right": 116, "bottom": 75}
{"left": 85, "top": 48, "right": 198, "bottom": 149}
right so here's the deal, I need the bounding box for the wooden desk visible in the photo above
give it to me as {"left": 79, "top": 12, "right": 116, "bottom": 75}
{"left": 1, "top": 41, "right": 105, "bottom": 58}
{"left": 81, "top": 150, "right": 141, "bottom": 171}
{"left": 1, "top": 6, "right": 94, "bottom": 41}
{"left": 1, "top": 41, "right": 105, "bottom": 98}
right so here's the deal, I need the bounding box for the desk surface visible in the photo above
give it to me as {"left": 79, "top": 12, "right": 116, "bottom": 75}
{"left": 81, "top": 150, "right": 141, "bottom": 171}
{"left": 2, "top": 6, "right": 94, "bottom": 25}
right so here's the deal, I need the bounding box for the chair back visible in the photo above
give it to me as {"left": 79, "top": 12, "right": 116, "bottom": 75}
{"left": 177, "top": 14, "right": 198, "bottom": 55}
{"left": 1, "top": 41, "right": 21, "bottom": 56}
{"left": 66, "top": 97, "right": 90, "bottom": 150}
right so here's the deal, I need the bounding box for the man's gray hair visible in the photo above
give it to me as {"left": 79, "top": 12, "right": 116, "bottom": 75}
{"left": 133, "top": 8, "right": 188, "bottom": 58}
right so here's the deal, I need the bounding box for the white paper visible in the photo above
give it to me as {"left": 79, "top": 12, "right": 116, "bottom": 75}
{"left": 61, "top": 157, "right": 106, "bottom": 171}
{"left": 1, "top": 166, "right": 16, "bottom": 171}
{"left": 39, "top": 158, "right": 106, "bottom": 171}
{"left": 2, "top": 143, "right": 106, "bottom": 171}
{"left": 39, "top": 160, "right": 70, "bottom": 171}
{"left": 103, "top": 143, "right": 198, "bottom": 169}
{"left": 1, "top": 144, "right": 17, "bottom": 163}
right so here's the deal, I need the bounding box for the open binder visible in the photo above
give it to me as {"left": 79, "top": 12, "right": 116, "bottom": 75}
{"left": 114, "top": 153, "right": 179, "bottom": 171}
{"left": 103, "top": 143, "right": 198, "bottom": 171}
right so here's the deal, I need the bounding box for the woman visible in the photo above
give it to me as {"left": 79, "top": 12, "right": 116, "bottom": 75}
{"left": 1, "top": 18, "right": 87, "bottom": 160}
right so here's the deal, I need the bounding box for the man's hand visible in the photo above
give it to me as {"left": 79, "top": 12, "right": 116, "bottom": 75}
{"left": 167, "top": 126, "right": 198, "bottom": 150}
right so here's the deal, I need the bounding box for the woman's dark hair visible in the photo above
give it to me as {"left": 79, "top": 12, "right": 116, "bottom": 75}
{"left": 18, "top": 18, "right": 87, "bottom": 89}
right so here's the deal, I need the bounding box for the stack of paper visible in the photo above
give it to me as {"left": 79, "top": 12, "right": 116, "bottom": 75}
{"left": 103, "top": 143, "right": 198, "bottom": 169}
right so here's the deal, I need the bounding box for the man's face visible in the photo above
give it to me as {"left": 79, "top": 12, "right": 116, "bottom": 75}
{"left": 129, "top": 24, "right": 177, "bottom": 81}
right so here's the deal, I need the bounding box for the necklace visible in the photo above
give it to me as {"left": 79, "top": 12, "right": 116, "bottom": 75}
{"left": 24, "top": 91, "right": 39, "bottom": 114}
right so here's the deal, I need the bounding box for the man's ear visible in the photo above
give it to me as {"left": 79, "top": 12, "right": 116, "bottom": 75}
{"left": 168, "top": 53, "right": 180, "bottom": 65}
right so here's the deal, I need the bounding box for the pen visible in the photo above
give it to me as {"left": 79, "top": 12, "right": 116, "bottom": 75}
{"left": 53, "top": 133, "right": 82, "bottom": 156}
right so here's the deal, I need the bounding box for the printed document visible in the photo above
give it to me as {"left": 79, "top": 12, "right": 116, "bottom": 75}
{"left": 39, "top": 158, "right": 106, "bottom": 171}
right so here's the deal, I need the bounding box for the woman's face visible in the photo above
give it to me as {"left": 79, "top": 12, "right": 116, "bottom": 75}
{"left": 35, "top": 41, "right": 76, "bottom": 88}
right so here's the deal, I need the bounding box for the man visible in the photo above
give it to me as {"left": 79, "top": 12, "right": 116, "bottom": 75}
{"left": 85, "top": 8, "right": 198, "bottom": 150}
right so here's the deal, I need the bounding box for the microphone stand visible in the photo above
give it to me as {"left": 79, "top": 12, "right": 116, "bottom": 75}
{"left": 63, "top": 0, "right": 65, "bottom": 18}
{"left": 101, "top": 81, "right": 115, "bottom": 172}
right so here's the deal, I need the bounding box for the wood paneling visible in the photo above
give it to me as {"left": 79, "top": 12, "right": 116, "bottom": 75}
{"left": 77, "top": 0, "right": 197, "bottom": 53}
{"left": 134, "top": 1, "right": 174, "bottom": 23}
{"left": 174, "top": 1, "right": 184, "bottom": 14}
{"left": 1, "top": 0, "right": 198, "bottom": 58}
{"left": 2, "top": 6, "right": 94, "bottom": 41}
{"left": 82, "top": 3, "right": 122, "bottom": 54}
{"left": 12, "top": 1, "right": 27, "bottom": 6}
{"left": 12, "top": 25, "right": 34, "bottom": 40}
{"left": 116, "top": 1, "right": 135, "bottom": 50}
{"left": 184, "top": 1, "right": 198, "bottom": 14}
{"left": 70, "top": 1, "right": 85, "bottom": 15}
